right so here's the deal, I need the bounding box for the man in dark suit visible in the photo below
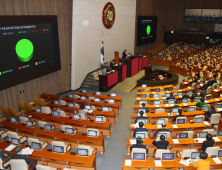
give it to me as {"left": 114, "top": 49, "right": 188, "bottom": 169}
{"left": 200, "top": 88, "right": 207, "bottom": 98}
{"left": 201, "top": 133, "right": 214, "bottom": 152}
{"left": 135, "top": 110, "right": 147, "bottom": 123}
{"left": 181, "top": 92, "right": 190, "bottom": 100}
{"left": 191, "top": 90, "right": 198, "bottom": 101}
{"left": 172, "top": 101, "right": 181, "bottom": 109}
{"left": 0, "top": 151, "right": 10, "bottom": 170}
{"left": 211, "top": 78, "right": 217, "bottom": 86}
{"left": 122, "top": 49, "right": 127, "bottom": 59}
{"left": 12, "top": 147, "right": 37, "bottom": 170}
{"left": 152, "top": 135, "right": 169, "bottom": 149}
{"left": 130, "top": 137, "right": 148, "bottom": 153}
{"left": 133, "top": 122, "right": 147, "bottom": 137}
{"left": 173, "top": 109, "right": 185, "bottom": 122}
{"left": 206, "top": 78, "right": 212, "bottom": 87}
{"left": 153, "top": 123, "right": 170, "bottom": 137}
{"left": 193, "top": 77, "right": 198, "bottom": 84}
{"left": 205, "top": 105, "right": 216, "bottom": 119}
{"left": 202, "top": 81, "right": 208, "bottom": 90}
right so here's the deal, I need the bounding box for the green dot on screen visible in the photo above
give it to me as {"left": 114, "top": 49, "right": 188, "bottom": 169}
{"left": 16, "top": 39, "right": 34, "bottom": 62}
{"left": 146, "top": 25, "right": 151, "bottom": 35}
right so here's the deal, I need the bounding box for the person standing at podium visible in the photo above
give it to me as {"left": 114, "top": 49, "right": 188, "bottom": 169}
{"left": 122, "top": 49, "right": 127, "bottom": 59}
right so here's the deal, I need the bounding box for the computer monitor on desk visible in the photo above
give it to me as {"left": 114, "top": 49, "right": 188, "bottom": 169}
{"left": 178, "top": 133, "right": 188, "bottom": 139}
{"left": 82, "top": 90, "right": 87, "bottom": 93}
{"left": 44, "top": 124, "right": 53, "bottom": 131}
{"left": 81, "top": 96, "right": 87, "bottom": 100}
{"left": 73, "top": 114, "right": 81, "bottom": 120}
{"left": 53, "top": 111, "right": 60, "bottom": 117}
{"left": 68, "top": 103, "right": 74, "bottom": 108}
{"left": 194, "top": 97, "right": 200, "bottom": 102}
{"left": 133, "top": 153, "right": 145, "bottom": 160}
{"left": 111, "top": 93, "right": 116, "bottom": 97}
{"left": 176, "top": 118, "right": 185, "bottom": 124}
{"left": 154, "top": 100, "right": 161, "bottom": 105}
{"left": 171, "top": 108, "right": 178, "bottom": 113}
{"left": 96, "top": 92, "right": 101, "bottom": 95}
{"left": 199, "top": 132, "right": 207, "bottom": 138}
{"left": 95, "top": 117, "right": 103, "bottom": 123}
{"left": 188, "top": 91, "right": 193, "bottom": 95}
{"left": 31, "top": 142, "right": 41, "bottom": 150}
{"left": 68, "top": 94, "right": 74, "bottom": 98}
{"left": 162, "top": 153, "right": 174, "bottom": 160}
{"left": 218, "top": 150, "right": 222, "bottom": 157}
{"left": 140, "top": 94, "right": 147, "bottom": 98}
{"left": 10, "top": 117, "right": 17, "bottom": 123}
{"left": 87, "top": 130, "right": 97, "bottom": 137}
{"left": 188, "top": 106, "right": 196, "bottom": 112}
{"left": 191, "top": 152, "right": 200, "bottom": 159}
{"left": 54, "top": 100, "right": 60, "bottom": 105}
{"left": 218, "top": 130, "right": 222, "bottom": 136}
{"left": 108, "top": 99, "right": 115, "bottom": 103}
{"left": 94, "top": 98, "right": 101, "bottom": 102}
{"left": 217, "top": 103, "right": 222, "bottom": 109}
{"left": 153, "top": 94, "right": 159, "bottom": 98}
{"left": 182, "top": 99, "right": 188, "bottom": 103}
{"left": 26, "top": 121, "right": 33, "bottom": 127}
{"left": 139, "top": 100, "right": 147, "bottom": 105}
{"left": 166, "top": 93, "right": 170, "bottom": 97}
{"left": 195, "top": 117, "right": 203, "bottom": 123}
{"left": 157, "top": 119, "right": 165, "bottom": 125}
{"left": 53, "top": 146, "right": 64, "bottom": 153}
{"left": 65, "top": 127, "right": 74, "bottom": 134}
{"left": 155, "top": 88, "right": 160, "bottom": 92}
{"left": 135, "top": 133, "right": 146, "bottom": 139}
{"left": 11, "top": 138, "right": 20, "bottom": 145}
{"left": 142, "top": 84, "right": 147, "bottom": 88}
{"left": 202, "top": 105, "right": 209, "bottom": 111}
{"left": 168, "top": 100, "right": 175, "bottom": 104}
{"left": 35, "top": 108, "right": 41, "bottom": 113}
{"left": 157, "top": 133, "right": 167, "bottom": 139}
{"left": 77, "top": 149, "right": 88, "bottom": 156}
{"left": 177, "top": 92, "right": 183, "bottom": 96}
{"left": 168, "top": 87, "right": 173, "bottom": 91}
{"left": 138, "top": 109, "right": 146, "bottom": 114}
{"left": 85, "top": 105, "right": 91, "bottom": 110}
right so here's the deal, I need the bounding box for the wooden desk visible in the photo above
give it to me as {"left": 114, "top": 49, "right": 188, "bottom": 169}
{"left": 99, "top": 71, "right": 119, "bottom": 92}
{"left": 25, "top": 111, "right": 111, "bottom": 138}
{"left": 0, "top": 140, "right": 96, "bottom": 170}
{"left": 40, "top": 93, "right": 60, "bottom": 102}
{"left": 75, "top": 91, "right": 122, "bottom": 108}
{"left": 46, "top": 103, "right": 116, "bottom": 125}
{"left": 136, "top": 89, "right": 190, "bottom": 97}
{"left": 150, "top": 58, "right": 170, "bottom": 66}
{"left": 169, "top": 64, "right": 189, "bottom": 77}
{"left": 129, "top": 122, "right": 211, "bottom": 137}
{"left": 137, "top": 85, "right": 174, "bottom": 92}
{"left": 62, "top": 97, "right": 119, "bottom": 116}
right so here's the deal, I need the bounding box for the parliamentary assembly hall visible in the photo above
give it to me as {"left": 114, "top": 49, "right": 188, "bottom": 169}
{"left": 2, "top": 0, "right": 222, "bottom": 170}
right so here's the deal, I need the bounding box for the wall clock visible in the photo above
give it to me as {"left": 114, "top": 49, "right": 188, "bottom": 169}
{"left": 102, "top": 2, "right": 115, "bottom": 29}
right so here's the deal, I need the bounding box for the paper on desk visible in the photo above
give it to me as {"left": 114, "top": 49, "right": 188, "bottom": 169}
{"left": 21, "top": 147, "right": 34, "bottom": 155}
{"left": 215, "top": 98, "right": 220, "bottom": 101}
{"left": 183, "top": 103, "right": 188, "bottom": 106}
{"left": 166, "top": 91, "right": 170, "bottom": 93}
{"left": 173, "top": 139, "right": 180, "bottom": 144}
{"left": 131, "top": 123, "right": 139, "bottom": 128}
{"left": 213, "top": 137, "right": 221, "bottom": 142}
{"left": 169, "top": 104, "right": 174, "bottom": 106}
{"left": 140, "top": 105, "right": 143, "bottom": 107}
{"left": 136, "top": 97, "right": 140, "bottom": 100}
{"left": 162, "top": 97, "right": 166, "bottom": 99}
{"left": 154, "top": 160, "right": 162, "bottom": 167}
{"left": 203, "top": 121, "right": 210, "bottom": 125}
{"left": 152, "top": 92, "right": 156, "bottom": 94}
{"left": 125, "top": 159, "right": 132, "bottom": 166}
{"left": 178, "top": 90, "right": 182, "bottom": 91}
{"left": 87, "top": 110, "right": 93, "bottom": 113}
{"left": 165, "top": 104, "right": 169, "bottom": 107}
{"left": 130, "top": 139, "right": 136, "bottom": 145}
{"left": 194, "top": 138, "right": 206, "bottom": 143}
{"left": 167, "top": 112, "right": 173, "bottom": 116}
{"left": 179, "top": 96, "right": 182, "bottom": 98}
{"left": 205, "top": 101, "right": 209, "bottom": 103}
{"left": 212, "top": 157, "right": 222, "bottom": 164}
{"left": 214, "top": 89, "right": 219, "bottom": 92}
{"left": 155, "top": 105, "right": 160, "bottom": 107}
{"left": 183, "top": 82, "right": 188, "bottom": 84}
{"left": 172, "top": 124, "right": 178, "bottom": 128}
{"left": 155, "top": 98, "right": 158, "bottom": 100}
{"left": 28, "top": 115, "right": 32, "bottom": 117}
{"left": 5, "top": 144, "right": 16, "bottom": 151}
{"left": 157, "top": 125, "right": 162, "bottom": 129}
{"left": 179, "top": 159, "right": 190, "bottom": 166}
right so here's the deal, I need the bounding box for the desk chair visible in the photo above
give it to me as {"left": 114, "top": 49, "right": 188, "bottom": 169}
{"left": 52, "top": 141, "right": 72, "bottom": 153}
{"left": 0, "top": 105, "right": 10, "bottom": 118}
{"left": 41, "top": 107, "right": 51, "bottom": 114}
{"left": 0, "top": 130, "right": 7, "bottom": 139}
{"left": 38, "top": 98, "right": 46, "bottom": 107}
{"left": 32, "top": 97, "right": 40, "bottom": 107}
{"left": 19, "top": 116, "right": 36, "bottom": 126}
{"left": 207, "top": 86, "right": 212, "bottom": 94}
{"left": 74, "top": 103, "right": 79, "bottom": 108}
{"left": 27, "top": 138, "right": 48, "bottom": 149}
{"left": 10, "top": 159, "right": 36, "bottom": 170}
{"left": 79, "top": 114, "right": 86, "bottom": 120}
{"left": 6, "top": 131, "right": 28, "bottom": 144}
{"left": 205, "top": 94, "right": 211, "bottom": 100}
{"left": 88, "top": 97, "right": 95, "bottom": 101}
{"left": 154, "top": 149, "right": 170, "bottom": 158}
{"left": 144, "top": 89, "right": 150, "bottom": 92}
{"left": 74, "top": 95, "right": 80, "bottom": 99}
{"left": 24, "top": 102, "right": 33, "bottom": 112}
{"left": 36, "top": 164, "right": 58, "bottom": 170}
{"left": 59, "top": 100, "right": 66, "bottom": 106}
{"left": 0, "top": 157, "right": 10, "bottom": 169}
{"left": 18, "top": 101, "right": 27, "bottom": 112}
{"left": 57, "top": 111, "right": 66, "bottom": 117}
{"left": 7, "top": 107, "right": 22, "bottom": 118}
{"left": 177, "top": 149, "right": 197, "bottom": 158}
{"left": 159, "top": 93, "right": 165, "bottom": 97}
{"left": 206, "top": 147, "right": 220, "bottom": 156}
{"left": 38, "top": 121, "right": 49, "bottom": 129}
{"left": 212, "top": 83, "right": 217, "bottom": 89}
{"left": 98, "top": 70, "right": 103, "bottom": 75}
{"left": 207, "top": 113, "right": 221, "bottom": 125}
{"left": 155, "top": 109, "right": 165, "bottom": 113}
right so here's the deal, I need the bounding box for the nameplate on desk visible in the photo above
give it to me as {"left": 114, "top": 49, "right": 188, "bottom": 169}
{"left": 215, "top": 99, "right": 220, "bottom": 101}
{"left": 5, "top": 144, "right": 16, "bottom": 151}
{"left": 152, "top": 92, "right": 156, "bottom": 94}
{"left": 172, "top": 124, "right": 178, "bottom": 128}
{"left": 183, "top": 103, "right": 188, "bottom": 106}
{"left": 169, "top": 104, "right": 174, "bottom": 106}
{"left": 183, "top": 82, "right": 188, "bottom": 84}
{"left": 213, "top": 137, "right": 221, "bottom": 142}
{"left": 194, "top": 138, "right": 206, "bottom": 143}
{"left": 155, "top": 98, "right": 158, "bottom": 100}
{"left": 166, "top": 91, "right": 170, "bottom": 93}
{"left": 203, "top": 121, "right": 210, "bottom": 125}
{"left": 178, "top": 90, "right": 182, "bottom": 91}
{"left": 136, "top": 98, "right": 140, "bottom": 100}
{"left": 155, "top": 105, "right": 160, "bottom": 107}
{"left": 173, "top": 139, "right": 180, "bottom": 144}
{"left": 162, "top": 97, "right": 166, "bottom": 99}
{"left": 205, "top": 101, "right": 209, "bottom": 103}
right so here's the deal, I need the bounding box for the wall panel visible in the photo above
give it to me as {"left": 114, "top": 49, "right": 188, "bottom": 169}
{"left": 0, "top": 0, "right": 72, "bottom": 118}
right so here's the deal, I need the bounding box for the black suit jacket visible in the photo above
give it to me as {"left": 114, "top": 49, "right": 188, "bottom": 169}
{"left": 205, "top": 109, "right": 216, "bottom": 118}
{"left": 207, "top": 80, "right": 212, "bottom": 87}
{"left": 211, "top": 79, "right": 217, "bottom": 86}
{"left": 182, "top": 95, "right": 190, "bottom": 100}
{"left": 200, "top": 91, "right": 207, "bottom": 98}
{"left": 135, "top": 116, "right": 147, "bottom": 123}
{"left": 202, "top": 84, "right": 208, "bottom": 90}
{"left": 12, "top": 154, "right": 37, "bottom": 170}
{"left": 130, "top": 144, "right": 148, "bottom": 153}
{"left": 122, "top": 52, "right": 127, "bottom": 59}
{"left": 201, "top": 140, "right": 214, "bottom": 152}
{"left": 152, "top": 140, "right": 169, "bottom": 149}
{"left": 191, "top": 93, "right": 198, "bottom": 101}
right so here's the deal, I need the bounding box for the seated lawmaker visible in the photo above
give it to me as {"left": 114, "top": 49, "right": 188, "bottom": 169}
{"left": 172, "top": 100, "right": 181, "bottom": 109}
{"left": 196, "top": 97, "right": 205, "bottom": 110}
{"left": 153, "top": 123, "right": 170, "bottom": 137}
{"left": 201, "top": 133, "right": 214, "bottom": 152}
{"left": 166, "top": 93, "right": 175, "bottom": 100}
{"left": 135, "top": 110, "right": 147, "bottom": 123}
{"left": 205, "top": 105, "right": 216, "bottom": 120}
{"left": 79, "top": 104, "right": 88, "bottom": 118}
{"left": 133, "top": 122, "right": 147, "bottom": 138}
{"left": 181, "top": 92, "right": 190, "bottom": 100}
{"left": 193, "top": 152, "right": 210, "bottom": 170}
{"left": 152, "top": 135, "right": 169, "bottom": 149}
{"left": 191, "top": 90, "right": 198, "bottom": 101}
{"left": 195, "top": 70, "right": 200, "bottom": 79}
{"left": 130, "top": 137, "right": 148, "bottom": 153}
{"left": 173, "top": 109, "right": 185, "bottom": 122}
{"left": 141, "top": 103, "right": 149, "bottom": 113}
{"left": 200, "top": 88, "right": 207, "bottom": 98}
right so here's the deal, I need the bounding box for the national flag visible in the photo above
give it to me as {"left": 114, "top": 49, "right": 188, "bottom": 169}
{"left": 100, "top": 36, "right": 104, "bottom": 65}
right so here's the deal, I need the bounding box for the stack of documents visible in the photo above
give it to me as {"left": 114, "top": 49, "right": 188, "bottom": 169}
{"left": 203, "top": 121, "right": 210, "bottom": 125}
{"left": 212, "top": 157, "right": 222, "bottom": 164}
{"left": 5, "top": 145, "right": 16, "bottom": 152}
{"left": 172, "top": 124, "right": 178, "bottom": 128}
{"left": 130, "top": 139, "right": 136, "bottom": 145}
{"left": 154, "top": 160, "right": 162, "bottom": 167}
{"left": 179, "top": 159, "right": 190, "bottom": 166}
{"left": 173, "top": 139, "right": 180, "bottom": 144}
{"left": 21, "top": 147, "right": 34, "bottom": 155}
{"left": 125, "top": 159, "right": 132, "bottom": 166}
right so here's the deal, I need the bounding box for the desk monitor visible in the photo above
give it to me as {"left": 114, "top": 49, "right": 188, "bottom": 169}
{"left": 218, "top": 130, "right": 222, "bottom": 136}
{"left": 142, "top": 84, "right": 147, "bottom": 88}
{"left": 162, "top": 153, "right": 174, "bottom": 160}
{"left": 202, "top": 105, "right": 209, "bottom": 111}
{"left": 54, "top": 100, "right": 60, "bottom": 105}
{"left": 77, "top": 149, "right": 88, "bottom": 156}
{"left": 81, "top": 96, "right": 87, "bottom": 100}
{"left": 180, "top": 86, "right": 184, "bottom": 89}
{"left": 155, "top": 88, "right": 160, "bottom": 92}
{"left": 102, "top": 106, "right": 110, "bottom": 112}
{"left": 195, "top": 117, "right": 203, "bottom": 123}
{"left": 199, "top": 132, "right": 207, "bottom": 138}
{"left": 171, "top": 108, "right": 178, "bottom": 113}
{"left": 94, "top": 98, "right": 101, "bottom": 102}
{"left": 53, "top": 111, "right": 60, "bottom": 117}
{"left": 11, "top": 138, "right": 20, "bottom": 145}
{"left": 82, "top": 90, "right": 87, "bottom": 93}
{"left": 53, "top": 145, "right": 64, "bottom": 153}
{"left": 168, "top": 100, "right": 175, "bottom": 104}
{"left": 44, "top": 124, "right": 53, "bottom": 131}
{"left": 157, "top": 119, "right": 165, "bottom": 125}
{"left": 95, "top": 117, "right": 103, "bottom": 122}
{"left": 68, "top": 103, "right": 74, "bottom": 108}
{"left": 96, "top": 92, "right": 101, "bottom": 95}
{"left": 68, "top": 94, "right": 74, "bottom": 98}
{"left": 177, "top": 92, "right": 183, "bottom": 96}
{"left": 188, "top": 106, "right": 196, "bottom": 112}
{"left": 191, "top": 152, "right": 200, "bottom": 159}
{"left": 31, "top": 142, "right": 41, "bottom": 150}
{"left": 133, "top": 153, "right": 145, "bottom": 160}
{"left": 176, "top": 118, "right": 185, "bottom": 124}
{"left": 182, "top": 99, "right": 188, "bottom": 103}
{"left": 154, "top": 100, "right": 161, "bottom": 105}
{"left": 140, "top": 94, "right": 147, "bottom": 98}
{"left": 35, "top": 108, "right": 41, "bottom": 113}
{"left": 138, "top": 109, "right": 146, "bottom": 113}
{"left": 217, "top": 103, "right": 222, "bottom": 108}
{"left": 139, "top": 100, "right": 147, "bottom": 105}
{"left": 194, "top": 97, "right": 200, "bottom": 102}
{"left": 65, "top": 127, "right": 74, "bottom": 134}
{"left": 206, "top": 95, "right": 211, "bottom": 100}
{"left": 216, "top": 93, "right": 220, "bottom": 98}
{"left": 88, "top": 130, "right": 97, "bottom": 137}
{"left": 108, "top": 99, "right": 115, "bottom": 103}
{"left": 135, "top": 133, "right": 145, "bottom": 139}
{"left": 168, "top": 87, "right": 173, "bottom": 91}
{"left": 218, "top": 150, "right": 222, "bottom": 157}
{"left": 166, "top": 93, "right": 170, "bottom": 97}
{"left": 188, "top": 91, "right": 193, "bottom": 95}
{"left": 153, "top": 94, "right": 159, "bottom": 98}
{"left": 111, "top": 93, "right": 116, "bottom": 97}
{"left": 157, "top": 133, "right": 167, "bottom": 139}
{"left": 73, "top": 114, "right": 81, "bottom": 120}
{"left": 10, "top": 117, "right": 17, "bottom": 123}
{"left": 85, "top": 105, "right": 91, "bottom": 110}
{"left": 178, "top": 133, "right": 188, "bottom": 139}
{"left": 26, "top": 121, "right": 33, "bottom": 127}
{"left": 137, "top": 119, "right": 146, "bottom": 125}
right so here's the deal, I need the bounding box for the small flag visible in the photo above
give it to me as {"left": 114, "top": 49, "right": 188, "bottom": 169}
{"left": 100, "top": 36, "right": 104, "bottom": 65}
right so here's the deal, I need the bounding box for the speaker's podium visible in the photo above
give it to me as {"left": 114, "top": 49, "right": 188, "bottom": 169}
{"left": 114, "top": 51, "right": 121, "bottom": 64}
